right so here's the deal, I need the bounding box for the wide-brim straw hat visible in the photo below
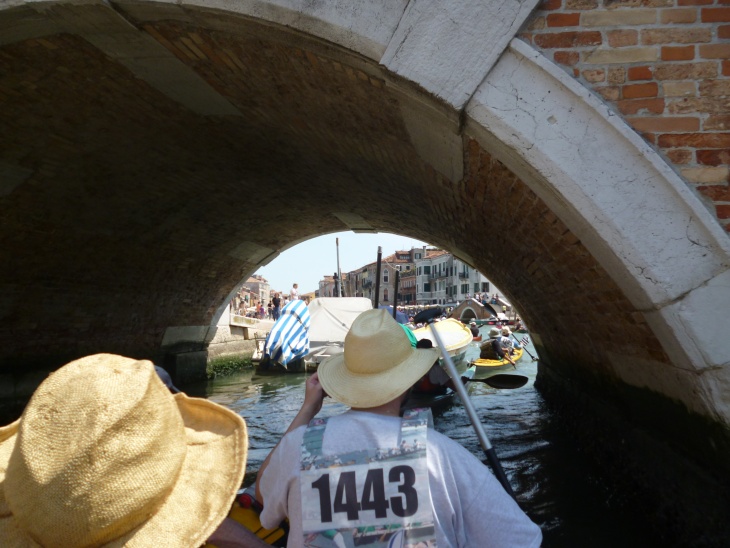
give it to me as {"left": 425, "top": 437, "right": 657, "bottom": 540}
{"left": 0, "top": 354, "right": 247, "bottom": 547}
{"left": 318, "top": 309, "right": 439, "bottom": 408}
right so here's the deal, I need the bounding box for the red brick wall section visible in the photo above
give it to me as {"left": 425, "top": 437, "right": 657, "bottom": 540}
{"left": 521, "top": 0, "right": 730, "bottom": 233}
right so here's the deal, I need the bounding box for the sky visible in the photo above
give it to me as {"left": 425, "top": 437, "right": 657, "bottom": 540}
{"left": 255, "top": 232, "right": 429, "bottom": 294}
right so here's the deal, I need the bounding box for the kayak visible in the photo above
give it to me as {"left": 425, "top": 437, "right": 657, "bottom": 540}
{"left": 206, "top": 487, "right": 288, "bottom": 547}
{"left": 471, "top": 347, "right": 524, "bottom": 371}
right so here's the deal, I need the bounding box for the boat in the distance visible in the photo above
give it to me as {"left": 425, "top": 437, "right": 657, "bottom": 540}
{"left": 255, "top": 300, "right": 310, "bottom": 375}
{"left": 411, "top": 318, "right": 473, "bottom": 370}
{"left": 304, "top": 297, "right": 372, "bottom": 371}
{"left": 471, "top": 346, "right": 524, "bottom": 373}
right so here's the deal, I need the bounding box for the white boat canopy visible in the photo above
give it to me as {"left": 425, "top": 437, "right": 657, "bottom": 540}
{"left": 306, "top": 297, "right": 373, "bottom": 358}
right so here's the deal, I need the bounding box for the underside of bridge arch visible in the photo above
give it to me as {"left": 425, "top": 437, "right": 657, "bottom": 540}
{"left": 1, "top": 11, "right": 667, "bottom": 390}
{"left": 3, "top": 1, "right": 730, "bottom": 541}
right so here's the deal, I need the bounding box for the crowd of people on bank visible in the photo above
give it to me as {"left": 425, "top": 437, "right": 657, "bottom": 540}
{"left": 238, "top": 285, "right": 516, "bottom": 332}
{"left": 238, "top": 283, "right": 304, "bottom": 320}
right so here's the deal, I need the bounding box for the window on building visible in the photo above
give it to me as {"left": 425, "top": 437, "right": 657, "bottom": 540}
{"left": 415, "top": 253, "right": 421, "bottom": 259}
{"left": 482, "top": 282, "right": 490, "bottom": 292}
{"left": 417, "top": 267, "right": 421, "bottom": 275}
{"left": 406, "top": 265, "right": 411, "bottom": 270}
{"left": 424, "top": 265, "right": 431, "bottom": 274}
{"left": 383, "top": 269, "right": 389, "bottom": 283}
{"left": 474, "top": 282, "right": 480, "bottom": 293}
{"left": 383, "top": 289, "right": 389, "bottom": 302}
{"left": 461, "top": 284, "right": 468, "bottom": 294}
{"left": 424, "top": 283, "right": 431, "bottom": 292}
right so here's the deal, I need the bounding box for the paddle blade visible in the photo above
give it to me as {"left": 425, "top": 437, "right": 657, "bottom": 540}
{"left": 475, "top": 374, "right": 529, "bottom": 389}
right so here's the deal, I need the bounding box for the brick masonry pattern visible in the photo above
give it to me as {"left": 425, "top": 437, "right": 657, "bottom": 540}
{"left": 521, "top": 0, "right": 730, "bottom": 232}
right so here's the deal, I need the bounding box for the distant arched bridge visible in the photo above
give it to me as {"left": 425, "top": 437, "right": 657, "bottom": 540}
{"left": 450, "top": 299, "right": 500, "bottom": 323}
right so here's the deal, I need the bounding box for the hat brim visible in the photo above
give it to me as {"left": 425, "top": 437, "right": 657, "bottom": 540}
{"left": 318, "top": 347, "right": 440, "bottom": 408}
{"left": 0, "top": 393, "right": 247, "bottom": 547}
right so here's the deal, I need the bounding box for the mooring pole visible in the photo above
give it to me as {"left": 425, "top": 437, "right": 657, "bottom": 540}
{"left": 373, "top": 246, "right": 382, "bottom": 308}
{"left": 336, "top": 237, "right": 343, "bottom": 297}
{"left": 393, "top": 269, "right": 400, "bottom": 320}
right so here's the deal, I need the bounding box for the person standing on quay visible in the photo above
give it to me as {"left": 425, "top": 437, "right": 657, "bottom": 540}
{"left": 290, "top": 283, "right": 299, "bottom": 301}
{"left": 272, "top": 293, "right": 282, "bottom": 321}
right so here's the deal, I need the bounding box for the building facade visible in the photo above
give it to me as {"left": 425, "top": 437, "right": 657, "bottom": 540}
{"left": 341, "top": 248, "right": 421, "bottom": 305}
{"left": 414, "top": 250, "right": 491, "bottom": 306}
{"left": 318, "top": 274, "right": 346, "bottom": 298}
{"left": 242, "top": 275, "right": 270, "bottom": 307}
{"left": 335, "top": 246, "right": 494, "bottom": 307}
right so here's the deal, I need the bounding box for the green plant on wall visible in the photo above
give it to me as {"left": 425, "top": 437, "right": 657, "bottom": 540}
{"left": 206, "top": 355, "right": 253, "bottom": 379}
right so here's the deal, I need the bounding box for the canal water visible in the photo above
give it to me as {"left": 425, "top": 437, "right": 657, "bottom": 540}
{"left": 187, "top": 330, "right": 656, "bottom": 546}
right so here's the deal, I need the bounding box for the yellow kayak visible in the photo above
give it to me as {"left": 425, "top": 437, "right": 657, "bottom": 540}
{"left": 471, "top": 347, "right": 524, "bottom": 371}
{"left": 205, "top": 488, "right": 288, "bottom": 547}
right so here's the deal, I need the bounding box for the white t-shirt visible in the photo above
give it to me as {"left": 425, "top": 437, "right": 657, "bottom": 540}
{"left": 259, "top": 410, "right": 542, "bottom": 547}
{"left": 290, "top": 287, "right": 299, "bottom": 301}
{"left": 499, "top": 335, "right": 514, "bottom": 350}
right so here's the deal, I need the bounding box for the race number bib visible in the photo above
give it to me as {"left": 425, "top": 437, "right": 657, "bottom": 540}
{"left": 300, "top": 410, "right": 436, "bottom": 547}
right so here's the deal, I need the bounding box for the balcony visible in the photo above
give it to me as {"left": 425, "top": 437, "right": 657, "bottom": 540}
{"left": 362, "top": 279, "right": 373, "bottom": 288}
{"left": 458, "top": 272, "right": 469, "bottom": 279}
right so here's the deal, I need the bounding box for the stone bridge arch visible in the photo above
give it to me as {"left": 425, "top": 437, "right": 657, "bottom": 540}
{"left": 450, "top": 299, "right": 498, "bottom": 323}
{"left": 2, "top": 0, "right": 730, "bottom": 539}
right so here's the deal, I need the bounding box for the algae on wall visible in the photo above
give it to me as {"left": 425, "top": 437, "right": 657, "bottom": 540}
{"left": 206, "top": 354, "right": 253, "bottom": 378}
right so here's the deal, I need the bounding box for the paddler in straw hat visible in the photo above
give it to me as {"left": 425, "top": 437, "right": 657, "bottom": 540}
{"left": 0, "top": 353, "right": 267, "bottom": 548}
{"left": 256, "top": 308, "right": 541, "bottom": 547}
{"left": 480, "top": 327, "right": 517, "bottom": 366}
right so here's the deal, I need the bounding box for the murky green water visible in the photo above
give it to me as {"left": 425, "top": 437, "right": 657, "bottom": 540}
{"left": 186, "top": 331, "right": 655, "bottom": 546}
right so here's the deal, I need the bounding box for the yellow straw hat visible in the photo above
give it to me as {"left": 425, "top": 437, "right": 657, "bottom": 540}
{"left": 0, "top": 354, "right": 247, "bottom": 547}
{"left": 318, "top": 309, "right": 439, "bottom": 408}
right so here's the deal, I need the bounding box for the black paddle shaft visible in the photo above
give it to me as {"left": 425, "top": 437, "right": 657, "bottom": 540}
{"left": 511, "top": 332, "right": 537, "bottom": 361}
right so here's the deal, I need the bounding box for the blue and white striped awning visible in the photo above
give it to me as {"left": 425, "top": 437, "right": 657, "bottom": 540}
{"left": 264, "top": 299, "right": 311, "bottom": 367}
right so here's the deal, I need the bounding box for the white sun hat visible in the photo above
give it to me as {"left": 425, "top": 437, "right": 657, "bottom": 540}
{"left": 318, "top": 309, "right": 439, "bottom": 408}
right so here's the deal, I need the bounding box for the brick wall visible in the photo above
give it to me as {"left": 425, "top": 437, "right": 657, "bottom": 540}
{"left": 521, "top": 1, "right": 730, "bottom": 232}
